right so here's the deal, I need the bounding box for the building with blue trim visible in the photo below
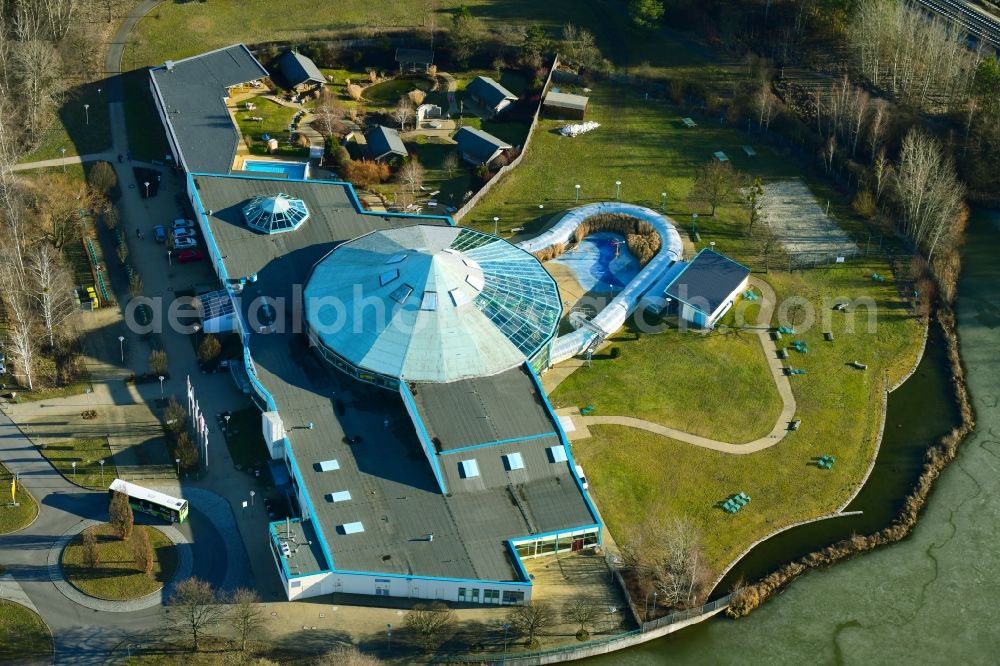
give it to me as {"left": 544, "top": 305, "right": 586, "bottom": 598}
{"left": 154, "top": 45, "right": 601, "bottom": 604}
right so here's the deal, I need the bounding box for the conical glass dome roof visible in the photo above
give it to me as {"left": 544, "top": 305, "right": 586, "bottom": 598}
{"left": 304, "top": 226, "right": 562, "bottom": 383}
{"left": 242, "top": 193, "right": 309, "bottom": 234}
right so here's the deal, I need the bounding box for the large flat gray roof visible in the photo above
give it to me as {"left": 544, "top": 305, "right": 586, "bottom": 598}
{"left": 412, "top": 366, "right": 559, "bottom": 452}
{"left": 193, "top": 176, "right": 595, "bottom": 582}
{"left": 151, "top": 44, "right": 267, "bottom": 173}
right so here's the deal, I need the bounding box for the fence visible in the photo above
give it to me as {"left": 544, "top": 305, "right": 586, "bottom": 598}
{"left": 451, "top": 55, "right": 560, "bottom": 223}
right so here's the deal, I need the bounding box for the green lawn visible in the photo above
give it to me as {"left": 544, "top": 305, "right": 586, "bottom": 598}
{"left": 10, "top": 380, "right": 93, "bottom": 403}
{"left": 0, "top": 464, "right": 39, "bottom": 534}
{"left": 406, "top": 136, "right": 474, "bottom": 208}
{"left": 569, "top": 263, "right": 923, "bottom": 576}
{"left": 551, "top": 321, "right": 782, "bottom": 443}
{"left": 235, "top": 97, "right": 309, "bottom": 158}
{"left": 125, "top": 0, "right": 710, "bottom": 77}
{"left": 39, "top": 438, "right": 117, "bottom": 490}
{"left": 62, "top": 524, "right": 177, "bottom": 601}
{"left": 364, "top": 74, "right": 435, "bottom": 107}
{"left": 0, "top": 600, "right": 52, "bottom": 663}
{"left": 18, "top": 81, "right": 111, "bottom": 164}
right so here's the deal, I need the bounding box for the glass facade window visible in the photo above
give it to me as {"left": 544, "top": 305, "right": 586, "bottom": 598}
{"left": 503, "top": 590, "right": 525, "bottom": 605}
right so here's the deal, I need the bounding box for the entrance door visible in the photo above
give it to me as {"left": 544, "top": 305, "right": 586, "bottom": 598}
{"left": 572, "top": 538, "right": 584, "bottom": 551}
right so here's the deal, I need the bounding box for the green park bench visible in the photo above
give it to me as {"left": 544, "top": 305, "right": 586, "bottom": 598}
{"left": 580, "top": 405, "right": 595, "bottom": 416}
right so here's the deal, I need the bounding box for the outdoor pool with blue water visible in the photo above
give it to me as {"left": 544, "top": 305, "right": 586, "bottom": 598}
{"left": 243, "top": 160, "right": 309, "bottom": 180}
{"left": 550, "top": 231, "right": 640, "bottom": 293}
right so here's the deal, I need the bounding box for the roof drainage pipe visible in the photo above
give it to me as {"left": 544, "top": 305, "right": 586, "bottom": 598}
{"left": 517, "top": 202, "right": 684, "bottom": 366}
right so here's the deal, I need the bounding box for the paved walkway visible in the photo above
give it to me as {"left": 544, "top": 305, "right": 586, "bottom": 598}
{"left": 565, "top": 276, "right": 798, "bottom": 454}
{"left": 12, "top": 153, "right": 114, "bottom": 171}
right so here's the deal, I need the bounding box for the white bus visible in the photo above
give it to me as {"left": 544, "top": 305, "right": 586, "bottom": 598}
{"left": 108, "top": 479, "right": 189, "bottom": 523}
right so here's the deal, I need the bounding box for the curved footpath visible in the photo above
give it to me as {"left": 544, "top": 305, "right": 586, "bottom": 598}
{"left": 566, "top": 276, "right": 797, "bottom": 454}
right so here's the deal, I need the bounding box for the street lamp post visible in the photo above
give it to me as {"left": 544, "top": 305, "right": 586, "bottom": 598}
{"left": 661, "top": 192, "right": 667, "bottom": 211}
{"left": 615, "top": 180, "right": 622, "bottom": 200}
{"left": 117, "top": 336, "right": 125, "bottom": 363}
{"left": 98, "top": 459, "right": 105, "bottom": 486}
{"left": 386, "top": 624, "right": 392, "bottom": 653}
{"left": 250, "top": 490, "right": 255, "bottom": 507}
{"left": 175, "top": 457, "right": 180, "bottom": 477}
{"left": 71, "top": 461, "right": 76, "bottom": 480}
{"left": 492, "top": 216, "right": 499, "bottom": 236}
{"left": 84, "top": 104, "right": 90, "bottom": 126}
{"left": 710, "top": 241, "right": 716, "bottom": 252}
{"left": 224, "top": 414, "right": 231, "bottom": 436}
{"left": 503, "top": 623, "right": 510, "bottom": 661}
{"left": 60, "top": 147, "right": 66, "bottom": 172}
{"left": 652, "top": 591, "right": 658, "bottom": 615}
{"left": 574, "top": 183, "right": 580, "bottom": 202}
{"left": 144, "top": 181, "right": 150, "bottom": 198}
{"left": 692, "top": 213, "right": 699, "bottom": 235}
{"left": 158, "top": 375, "right": 165, "bottom": 399}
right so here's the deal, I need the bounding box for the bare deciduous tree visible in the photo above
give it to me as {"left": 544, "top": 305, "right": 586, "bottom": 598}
{"left": 166, "top": 578, "right": 225, "bottom": 651}
{"left": 651, "top": 518, "right": 708, "bottom": 609}
{"left": 228, "top": 588, "right": 267, "bottom": 653}
{"left": 563, "top": 598, "right": 603, "bottom": 638}
{"left": 0, "top": 260, "right": 37, "bottom": 390}
{"left": 404, "top": 602, "right": 455, "bottom": 652}
{"left": 392, "top": 97, "right": 415, "bottom": 131}
{"left": 691, "top": 160, "right": 740, "bottom": 215}
{"left": 28, "top": 243, "right": 75, "bottom": 349}
{"left": 148, "top": 349, "right": 168, "bottom": 376}
{"left": 315, "top": 646, "right": 382, "bottom": 665}
{"left": 89, "top": 161, "right": 118, "bottom": 195}
{"left": 397, "top": 158, "right": 425, "bottom": 194}
{"left": 507, "top": 602, "right": 555, "bottom": 647}
{"left": 442, "top": 151, "right": 459, "bottom": 178}
{"left": 11, "top": 40, "right": 64, "bottom": 143}
{"left": 312, "top": 88, "right": 347, "bottom": 137}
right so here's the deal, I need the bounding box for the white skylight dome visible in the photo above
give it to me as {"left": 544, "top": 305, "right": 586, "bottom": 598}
{"left": 304, "top": 225, "right": 562, "bottom": 384}
{"left": 242, "top": 193, "right": 309, "bottom": 234}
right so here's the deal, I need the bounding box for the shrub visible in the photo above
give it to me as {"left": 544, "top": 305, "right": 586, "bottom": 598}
{"left": 609, "top": 346, "right": 621, "bottom": 359}
{"left": 176, "top": 431, "right": 199, "bottom": 470}
{"left": 408, "top": 88, "right": 427, "bottom": 106}
{"left": 148, "top": 349, "right": 168, "bottom": 376}
{"left": 109, "top": 490, "right": 134, "bottom": 540}
{"left": 346, "top": 83, "right": 363, "bottom": 101}
{"left": 294, "top": 133, "right": 310, "bottom": 148}
{"left": 89, "top": 161, "right": 117, "bottom": 195}
{"left": 343, "top": 159, "right": 390, "bottom": 188}
{"left": 103, "top": 207, "right": 119, "bottom": 231}
{"left": 852, "top": 191, "right": 876, "bottom": 219}
{"left": 164, "top": 398, "right": 187, "bottom": 432}
{"left": 197, "top": 335, "right": 221, "bottom": 364}
{"left": 572, "top": 213, "right": 661, "bottom": 266}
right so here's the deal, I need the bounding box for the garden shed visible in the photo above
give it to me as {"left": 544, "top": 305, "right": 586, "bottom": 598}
{"left": 454, "top": 126, "right": 511, "bottom": 166}
{"left": 543, "top": 91, "right": 589, "bottom": 119}
{"left": 275, "top": 50, "right": 325, "bottom": 91}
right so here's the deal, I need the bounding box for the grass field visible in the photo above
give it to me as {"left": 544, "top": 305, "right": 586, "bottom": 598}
{"left": 62, "top": 524, "right": 177, "bottom": 600}
{"left": 235, "top": 97, "right": 309, "bottom": 158}
{"left": 18, "top": 81, "right": 112, "bottom": 164}
{"left": 125, "top": 0, "right": 710, "bottom": 77}
{"left": 40, "top": 438, "right": 117, "bottom": 490}
{"left": 364, "top": 74, "right": 435, "bottom": 107}
{"left": 467, "top": 79, "right": 925, "bottom": 579}
{"left": 0, "top": 600, "right": 52, "bottom": 663}
{"left": 551, "top": 322, "right": 782, "bottom": 443}
{"left": 0, "top": 463, "right": 39, "bottom": 534}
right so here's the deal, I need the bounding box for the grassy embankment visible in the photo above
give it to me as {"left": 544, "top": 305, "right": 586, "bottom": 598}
{"left": 62, "top": 523, "right": 177, "bottom": 600}
{"left": 470, "top": 81, "right": 925, "bottom": 576}
{"left": 0, "top": 600, "right": 53, "bottom": 662}
{"left": 0, "top": 463, "right": 39, "bottom": 534}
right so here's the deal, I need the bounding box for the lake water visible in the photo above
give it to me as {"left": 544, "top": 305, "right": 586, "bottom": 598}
{"left": 550, "top": 232, "right": 640, "bottom": 293}
{"left": 588, "top": 208, "right": 1000, "bottom": 664}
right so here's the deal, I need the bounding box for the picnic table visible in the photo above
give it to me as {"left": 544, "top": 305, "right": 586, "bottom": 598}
{"left": 682, "top": 117, "right": 697, "bottom": 128}
{"left": 742, "top": 145, "right": 756, "bottom": 157}
{"left": 713, "top": 151, "right": 729, "bottom": 162}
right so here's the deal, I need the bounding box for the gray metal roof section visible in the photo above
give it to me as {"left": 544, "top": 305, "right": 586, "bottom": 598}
{"left": 454, "top": 126, "right": 512, "bottom": 165}
{"left": 665, "top": 249, "right": 751, "bottom": 315}
{"left": 395, "top": 48, "right": 434, "bottom": 65}
{"left": 151, "top": 44, "right": 267, "bottom": 173}
{"left": 467, "top": 76, "right": 517, "bottom": 108}
{"left": 412, "top": 366, "right": 560, "bottom": 452}
{"left": 194, "top": 175, "right": 593, "bottom": 582}
{"left": 366, "top": 125, "right": 407, "bottom": 160}
{"left": 543, "top": 91, "right": 589, "bottom": 111}
{"left": 273, "top": 519, "right": 325, "bottom": 576}
{"left": 276, "top": 50, "right": 325, "bottom": 88}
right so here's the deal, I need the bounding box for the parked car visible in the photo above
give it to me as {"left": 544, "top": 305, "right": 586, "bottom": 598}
{"left": 173, "top": 218, "right": 195, "bottom": 229}
{"left": 575, "top": 464, "right": 589, "bottom": 490}
{"left": 173, "top": 237, "right": 197, "bottom": 250}
{"left": 175, "top": 249, "right": 204, "bottom": 264}
{"left": 173, "top": 228, "right": 196, "bottom": 240}
{"left": 152, "top": 225, "right": 167, "bottom": 243}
